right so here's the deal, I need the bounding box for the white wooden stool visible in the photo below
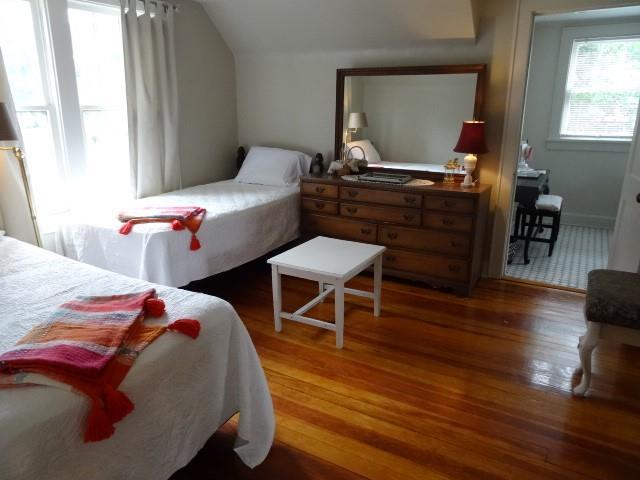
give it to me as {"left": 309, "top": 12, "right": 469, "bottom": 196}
{"left": 267, "top": 236, "right": 386, "bottom": 348}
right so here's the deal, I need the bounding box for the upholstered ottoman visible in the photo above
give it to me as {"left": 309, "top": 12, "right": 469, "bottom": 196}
{"left": 574, "top": 269, "right": 640, "bottom": 396}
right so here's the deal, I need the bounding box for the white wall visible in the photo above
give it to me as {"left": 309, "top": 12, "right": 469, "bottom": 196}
{"left": 353, "top": 74, "right": 477, "bottom": 164}
{"left": 234, "top": 0, "right": 516, "bottom": 205}
{"left": 522, "top": 17, "right": 640, "bottom": 228}
{"left": 175, "top": 0, "right": 238, "bottom": 187}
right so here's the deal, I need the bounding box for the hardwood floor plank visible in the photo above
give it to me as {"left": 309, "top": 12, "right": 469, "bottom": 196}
{"left": 177, "top": 261, "right": 640, "bottom": 480}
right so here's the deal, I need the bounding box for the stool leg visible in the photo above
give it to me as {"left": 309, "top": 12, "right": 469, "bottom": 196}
{"left": 271, "top": 265, "right": 282, "bottom": 333}
{"left": 537, "top": 214, "right": 543, "bottom": 234}
{"left": 514, "top": 209, "right": 521, "bottom": 237}
{"left": 549, "top": 212, "right": 561, "bottom": 256}
{"left": 335, "top": 282, "right": 345, "bottom": 349}
{"left": 573, "top": 321, "right": 600, "bottom": 396}
{"left": 373, "top": 255, "right": 382, "bottom": 317}
{"left": 524, "top": 212, "right": 536, "bottom": 265}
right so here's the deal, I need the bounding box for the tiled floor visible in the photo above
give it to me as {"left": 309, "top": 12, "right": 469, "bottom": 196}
{"left": 505, "top": 224, "right": 612, "bottom": 290}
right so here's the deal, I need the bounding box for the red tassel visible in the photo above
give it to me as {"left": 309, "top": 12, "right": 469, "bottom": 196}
{"left": 103, "top": 385, "right": 134, "bottom": 423}
{"left": 171, "top": 219, "right": 185, "bottom": 231}
{"left": 119, "top": 221, "right": 133, "bottom": 235}
{"left": 144, "top": 297, "right": 165, "bottom": 317}
{"left": 190, "top": 234, "right": 201, "bottom": 251}
{"left": 84, "top": 399, "right": 115, "bottom": 442}
{"left": 168, "top": 319, "right": 201, "bottom": 339}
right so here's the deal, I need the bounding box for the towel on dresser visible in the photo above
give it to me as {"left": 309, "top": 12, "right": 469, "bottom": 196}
{"left": 0, "top": 289, "right": 200, "bottom": 442}
{"left": 118, "top": 206, "right": 206, "bottom": 250}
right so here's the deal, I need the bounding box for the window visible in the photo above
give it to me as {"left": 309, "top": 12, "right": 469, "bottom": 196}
{"left": 68, "top": 1, "right": 130, "bottom": 204}
{"left": 0, "top": 0, "right": 130, "bottom": 232}
{"left": 0, "top": 0, "right": 67, "bottom": 218}
{"left": 562, "top": 37, "right": 640, "bottom": 139}
{"left": 549, "top": 23, "right": 640, "bottom": 148}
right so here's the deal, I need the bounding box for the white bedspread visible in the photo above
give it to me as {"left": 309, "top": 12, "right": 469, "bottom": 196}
{"left": 59, "top": 180, "right": 300, "bottom": 286}
{"left": 0, "top": 237, "right": 275, "bottom": 479}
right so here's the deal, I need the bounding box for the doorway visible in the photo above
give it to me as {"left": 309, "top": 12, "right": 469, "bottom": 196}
{"left": 502, "top": 6, "right": 640, "bottom": 290}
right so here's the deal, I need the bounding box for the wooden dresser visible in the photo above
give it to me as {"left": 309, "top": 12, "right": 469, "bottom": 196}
{"left": 300, "top": 175, "right": 491, "bottom": 296}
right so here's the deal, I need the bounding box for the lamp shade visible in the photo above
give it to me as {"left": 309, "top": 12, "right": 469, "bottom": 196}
{"left": 348, "top": 112, "right": 368, "bottom": 129}
{"left": 0, "top": 102, "right": 18, "bottom": 142}
{"left": 453, "top": 120, "right": 488, "bottom": 154}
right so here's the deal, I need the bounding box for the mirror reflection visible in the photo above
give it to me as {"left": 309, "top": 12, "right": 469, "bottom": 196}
{"left": 338, "top": 66, "right": 485, "bottom": 173}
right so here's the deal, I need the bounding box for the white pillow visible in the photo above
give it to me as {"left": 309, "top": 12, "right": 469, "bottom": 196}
{"left": 235, "top": 147, "right": 308, "bottom": 186}
{"left": 346, "top": 139, "right": 382, "bottom": 164}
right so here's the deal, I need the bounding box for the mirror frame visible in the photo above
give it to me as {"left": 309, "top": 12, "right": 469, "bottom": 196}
{"left": 334, "top": 64, "right": 487, "bottom": 170}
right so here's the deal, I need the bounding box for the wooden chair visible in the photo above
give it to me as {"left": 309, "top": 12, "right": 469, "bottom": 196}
{"left": 573, "top": 269, "right": 640, "bottom": 396}
{"left": 513, "top": 194, "right": 563, "bottom": 264}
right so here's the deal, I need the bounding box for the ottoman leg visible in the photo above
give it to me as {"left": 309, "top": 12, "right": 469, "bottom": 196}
{"left": 573, "top": 321, "right": 601, "bottom": 396}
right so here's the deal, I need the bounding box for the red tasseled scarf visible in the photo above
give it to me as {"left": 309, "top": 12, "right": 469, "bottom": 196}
{"left": 0, "top": 292, "right": 201, "bottom": 442}
{"left": 117, "top": 206, "right": 206, "bottom": 251}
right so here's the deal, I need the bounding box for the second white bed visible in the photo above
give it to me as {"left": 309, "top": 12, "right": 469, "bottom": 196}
{"left": 59, "top": 180, "right": 300, "bottom": 286}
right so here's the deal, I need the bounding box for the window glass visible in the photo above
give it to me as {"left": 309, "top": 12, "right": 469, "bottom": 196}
{"left": 0, "top": 0, "right": 67, "bottom": 217}
{"left": 0, "top": 0, "right": 46, "bottom": 106}
{"left": 68, "top": 3, "right": 131, "bottom": 204}
{"left": 562, "top": 37, "right": 640, "bottom": 138}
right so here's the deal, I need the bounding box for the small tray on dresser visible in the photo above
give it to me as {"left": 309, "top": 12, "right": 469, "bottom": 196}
{"left": 356, "top": 172, "right": 413, "bottom": 184}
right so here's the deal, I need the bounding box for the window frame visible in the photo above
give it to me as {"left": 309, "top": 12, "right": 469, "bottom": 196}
{"left": 547, "top": 22, "right": 640, "bottom": 153}
{"left": 3, "top": 0, "right": 70, "bottom": 218}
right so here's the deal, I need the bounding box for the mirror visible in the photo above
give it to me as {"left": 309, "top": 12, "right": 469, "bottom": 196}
{"left": 335, "top": 65, "right": 486, "bottom": 176}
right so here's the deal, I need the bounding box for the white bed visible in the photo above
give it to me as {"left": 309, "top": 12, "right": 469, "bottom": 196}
{"left": 58, "top": 179, "right": 300, "bottom": 286}
{"left": 0, "top": 236, "right": 275, "bottom": 479}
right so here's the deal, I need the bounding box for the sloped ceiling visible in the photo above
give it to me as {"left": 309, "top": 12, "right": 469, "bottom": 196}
{"left": 197, "top": 0, "right": 478, "bottom": 55}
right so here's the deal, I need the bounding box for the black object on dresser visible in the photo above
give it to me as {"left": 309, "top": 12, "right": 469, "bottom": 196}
{"left": 300, "top": 175, "right": 491, "bottom": 296}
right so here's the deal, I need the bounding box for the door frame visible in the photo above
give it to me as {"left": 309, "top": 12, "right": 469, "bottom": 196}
{"left": 487, "top": 0, "right": 640, "bottom": 278}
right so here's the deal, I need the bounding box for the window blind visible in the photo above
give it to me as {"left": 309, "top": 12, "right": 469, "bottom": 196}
{"left": 561, "top": 37, "right": 640, "bottom": 138}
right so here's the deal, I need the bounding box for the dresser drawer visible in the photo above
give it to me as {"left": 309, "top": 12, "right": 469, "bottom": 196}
{"left": 302, "top": 213, "right": 377, "bottom": 243}
{"left": 423, "top": 212, "right": 473, "bottom": 232}
{"left": 379, "top": 226, "right": 470, "bottom": 257}
{"left": 424, "top": 195, "right": 474, "bottom": 214}
{"left": 301, "top": 182, "right": 339, "bottom": 198}
{"left": 382, "top": 249, "right": 469, "bottom": 282}
{"left": 302, "top": 198, "right": 339, "bottom": 215}
{"left": 341, "top": 203, "right": 420, "bottom": 226}
{"left": 340, "top": 187, "right": 422, "bottom": 208}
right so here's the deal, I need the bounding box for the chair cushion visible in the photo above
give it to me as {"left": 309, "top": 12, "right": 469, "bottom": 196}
{"left": 586, "top": 269, "right": 640, "bottom": 329}
{"left": 535, "top": 194, "right": 563, "bottom": 212}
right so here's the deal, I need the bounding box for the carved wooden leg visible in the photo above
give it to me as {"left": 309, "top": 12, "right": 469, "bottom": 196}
{"left": 573, "top": 321, "right": 600, "bottom": 396}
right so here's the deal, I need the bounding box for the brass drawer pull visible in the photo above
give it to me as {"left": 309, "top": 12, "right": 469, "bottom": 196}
{"left": 448, "top": 265, "right": 461, "bottom": 273}
{"left": 314, "top": 201, "right": 325, "bottom": 209}
{"left": 404, "top": 196, "right": 416, "bottom": 204}
{"left": 387, "top": 232, "right": 398, "bottom": 240}
{"left": 315, "top": 186, "right": 325, "bottom": 194}
{"left": 361, "top": 228, "right": 372, "bottom": 235}
{"left": 443, "top": 200, "right": 456, "bottom": 208}
{"left": 442, "top": 218, "right": 455, "bottom": 226}
{"left": 346, "top": 206, "right": 358, "bottom": 214}
{"left": 403, "top": 214, "right": 415, "bottom": 222}
{"left": 347, "top": 190, "right": 359, "bottom": 198}
{"left": 384, "top": 255, "right": 396, "bottom": 263}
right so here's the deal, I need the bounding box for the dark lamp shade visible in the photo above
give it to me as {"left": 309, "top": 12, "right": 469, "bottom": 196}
{"left": 453, "top": 120, "right": 488, "bottom": 154}
{"left": 0, "top": 102, "right": 19, "bottom": 142}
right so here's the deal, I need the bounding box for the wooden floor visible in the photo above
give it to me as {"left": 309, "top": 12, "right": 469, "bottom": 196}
{"left": 173, "top": 261, "right": 640, "bottom": 480}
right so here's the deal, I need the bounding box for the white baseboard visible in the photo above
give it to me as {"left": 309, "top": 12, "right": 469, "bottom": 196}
{"left": 561, "top": 212, "right": 615, "bottom": 229}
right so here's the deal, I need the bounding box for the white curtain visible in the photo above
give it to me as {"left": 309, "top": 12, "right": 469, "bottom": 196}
{"left": 121, "top": 0, "right": 180, "bottom": 199}
{"left": 0, "top": 48, "right": 38, "bottom": 244}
